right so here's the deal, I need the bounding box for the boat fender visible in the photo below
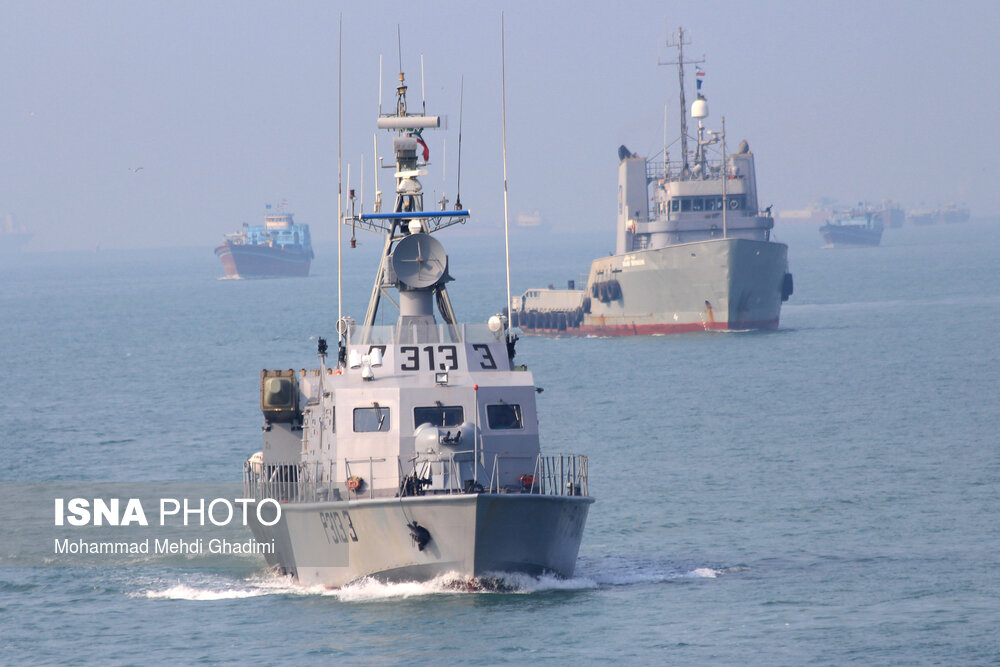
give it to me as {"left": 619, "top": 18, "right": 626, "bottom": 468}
{"left": 347, "top": 475, "right": 364, "bottom": 492}
{"left": 408, "top": 521, "right": 431, "bottom": 551}
{"left": 581, "top": 297, "right": 591, "bottom": 314}
{"left": 591, "top": 283, "right": 599, "bottom": 298}
{"left": 781, "top": 272, "right": 794, "bottom": 302}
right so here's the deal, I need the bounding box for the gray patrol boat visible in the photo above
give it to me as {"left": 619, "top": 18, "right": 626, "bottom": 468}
{"left": 242, "top": 67, "right": 592, "bottom": 588}
{"left": 512, "top": 28, "right": 793, "bottom": 335}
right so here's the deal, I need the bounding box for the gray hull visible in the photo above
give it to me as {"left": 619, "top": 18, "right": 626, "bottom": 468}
{"left": 820, "top": 223, "right": 882, "bottom": 247}
{"left": 516, "top": 238, "right": 790, "bottom": 335}
{"left": 249, "top": 493, "right": 593, "bottom": 588}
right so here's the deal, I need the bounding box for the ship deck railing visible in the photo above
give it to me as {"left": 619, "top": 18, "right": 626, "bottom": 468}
{"left": 345, "top": 209, "right": 470, "bottom": 235}
{"left": 647, "top": 159, "right": 746, "bottom": 183}
{"left": 342, "top": 321, "right": 507, "bottom": 346}
{"left": 243, "top": 453, "right": 589, "bottom": 502}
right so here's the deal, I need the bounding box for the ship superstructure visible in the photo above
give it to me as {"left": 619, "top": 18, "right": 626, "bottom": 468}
{"left": 513, "top": 28, "right": 792, "bottom": 335}
{"left": 242, "top": 66, "right": 592, "bottom": 588}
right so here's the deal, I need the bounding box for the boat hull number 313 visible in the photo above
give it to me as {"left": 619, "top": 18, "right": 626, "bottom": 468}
{"left": 395, "top": 344, "right": 498, "bottom": 371}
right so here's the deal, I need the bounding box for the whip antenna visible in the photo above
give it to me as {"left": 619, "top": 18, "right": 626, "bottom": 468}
{"left": 500, "top": 13, "right": 512, "bottom": 343}
{"left": 337, "top": 13, "right": 343, "bottom": 334}
{"left": 455, "top": 75, "right": 464, "bottom": 209}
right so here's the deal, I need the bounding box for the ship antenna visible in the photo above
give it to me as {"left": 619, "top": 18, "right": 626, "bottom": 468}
{"left": 455, "top": 75, "right": 464, "bottom": 210}
{"left": 663, "top": 103, "right": 668, "bottom": 170}
{"left": 378, "top": 54, "right": 383, "bottom": 116}
{"left": 421, "top": 54, "right": 427, "bottom": 115}
{"left": 337, "top": 12, "right": 344, "bottom": 341}
{"left": 721, "top": 116, "right": 728, "bottom": 238}
{"left": 440, "top": 137, "right": 447, "bottom": 209}
{"left": 500, "top": 12, "right": 513, "bottom": 343}
{"left": 372, "top": 132, "right": 381, "bottom": 213}
{"left": 397, "top": 25, "right": 403, "bottom": 75}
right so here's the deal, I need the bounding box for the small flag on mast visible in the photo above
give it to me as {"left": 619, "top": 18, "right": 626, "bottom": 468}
{"left": 413, "top": 129, "right": 430, "bottom": 162}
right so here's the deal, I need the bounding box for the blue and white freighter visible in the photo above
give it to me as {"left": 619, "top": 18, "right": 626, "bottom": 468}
{"left": 242, "top": 63, "right": 592, "bottom": 588}
{"left": 215, "top": 208, "right": 314, "bottom": 278}
{"left": 513, "top": 28, "right": 793, "bottom": 335}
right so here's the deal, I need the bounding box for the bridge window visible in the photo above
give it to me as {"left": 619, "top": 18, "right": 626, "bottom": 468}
{"left": 487, "top": 403, "right": 523, "bottom": 430}
{"left": 354, "top": 405, "right": 391, "bottom": 432}
{"left": 414, "top": 405, "right": 464, "bottom": 428}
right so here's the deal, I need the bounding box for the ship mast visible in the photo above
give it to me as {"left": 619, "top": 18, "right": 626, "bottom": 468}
{"left": 346, "top": 62, "right": 470, "bottom": 339}
{"left": 661, "top": 27, "right": 703, "bottom": 176}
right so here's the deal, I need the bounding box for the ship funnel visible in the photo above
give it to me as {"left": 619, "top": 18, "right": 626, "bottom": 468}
{"left": 691, "top": 95, "right": 709, "bottom": 120}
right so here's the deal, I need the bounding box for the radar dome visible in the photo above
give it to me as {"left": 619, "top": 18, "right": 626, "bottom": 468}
{"left": 691, "top": 96, "right": 709, "bottom": 120}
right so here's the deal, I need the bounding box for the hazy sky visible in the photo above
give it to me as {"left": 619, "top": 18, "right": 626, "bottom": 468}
{"left": 2, "top": 0, "right": 998, "bottom": 251}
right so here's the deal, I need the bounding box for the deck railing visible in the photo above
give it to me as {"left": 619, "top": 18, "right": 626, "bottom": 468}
{"left": 243, "top": 453, "right": 590, "bottom": 502}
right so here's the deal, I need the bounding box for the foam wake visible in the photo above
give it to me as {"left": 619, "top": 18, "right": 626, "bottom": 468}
{"left": 137, "top": 561, "right": 731, "bottom": 602}
{"left": 137, "top": 570, "right": 598, "bottom": 602}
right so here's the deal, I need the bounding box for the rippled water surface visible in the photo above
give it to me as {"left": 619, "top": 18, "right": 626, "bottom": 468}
{"left": 2, "top": 221, "right": 998, "bottom": 664}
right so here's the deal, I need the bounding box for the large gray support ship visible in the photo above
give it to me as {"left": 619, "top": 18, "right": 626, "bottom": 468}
{"left": 513, "top": 28, "right": 793, "bottom": 335}
{"left": 242, "top": 65, "right": 592, "bottom": 588}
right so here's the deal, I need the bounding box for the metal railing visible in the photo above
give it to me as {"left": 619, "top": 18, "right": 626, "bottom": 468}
{"left": 646, "top": 159, "right": 746, "bottom": 183}
{"left": 243, "top": 460, "right": 343, "bottom": 503}
{"left": 344, "top": 322, "right": 503, "bottom": 346}
{"left": 243, "top": 453, "right": 590, "bottom": 502}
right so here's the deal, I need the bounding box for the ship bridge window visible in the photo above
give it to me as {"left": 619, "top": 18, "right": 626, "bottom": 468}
{"left": 414, "top": 405, "right": 464, "bottom": 428}
{"left": 487, "top": 403, "right": 523, "bottom": 430}
{"left": 353, "top": 405, "right": 391, "bottom": 432}
{"left": 680, "top": 198, "right": 692, "bottom": 212}
{"left": 691, "top": 198, "right": 704, "bottom": 211}
{"left": 670, "top": 200, "right": 679, "bottom": 212}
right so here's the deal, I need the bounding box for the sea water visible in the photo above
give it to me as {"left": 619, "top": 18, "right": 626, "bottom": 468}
{"left": 1, "top": 220, "right": 998, "bottom": 664}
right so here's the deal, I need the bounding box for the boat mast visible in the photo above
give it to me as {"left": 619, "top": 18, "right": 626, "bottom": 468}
{"left": 662, "top": 27, "right": 703, "bottom": 176}
{"left": 501, "top": 12, "right": 513, "bottom": 344}
{"left": 349, "top": 60, "right": 468, "bottom": 337}
{"left": 721, "top": 116, "right": 728, "bottom": 238}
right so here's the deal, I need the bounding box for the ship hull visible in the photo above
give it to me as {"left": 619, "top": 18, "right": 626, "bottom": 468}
{"left": 820, "top": 224, "right": 882, "bottom": 247}
{"left": 248, "top": 493, "right": 593, "bottom": 588}
{"left": 215, "top": 242, "right": 312, "bottom": 278}
{"left": 516, "top": 238, "right": 789, "bottom": 336}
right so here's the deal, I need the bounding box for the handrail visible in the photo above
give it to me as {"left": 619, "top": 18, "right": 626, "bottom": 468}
{"left": 244, "top": 453, "right": 589, "bottom": 503}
